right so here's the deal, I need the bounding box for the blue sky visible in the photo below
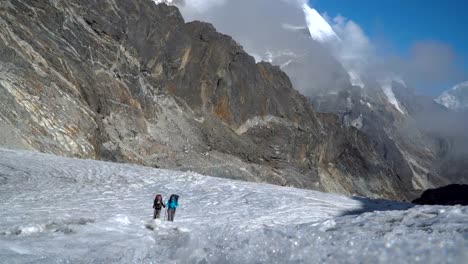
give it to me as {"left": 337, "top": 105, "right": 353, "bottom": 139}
{"left": 310, "top": 0, "right": 468, "bottom": 94}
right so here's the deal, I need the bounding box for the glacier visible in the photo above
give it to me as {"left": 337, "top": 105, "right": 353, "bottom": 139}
{"left": 0, "top": 148, "right": 467, "bottom": 263}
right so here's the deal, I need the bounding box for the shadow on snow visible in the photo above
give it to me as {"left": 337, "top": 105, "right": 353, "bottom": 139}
{"left": 340, "top": 196, "right": 415, "bottom": 217}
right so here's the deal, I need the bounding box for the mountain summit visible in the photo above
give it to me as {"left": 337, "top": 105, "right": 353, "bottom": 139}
{"left": 302, "top": 5, "right": 339, "bottom": 42}
{"left": 436, "top": 81, "right": 468, "bottom": 111}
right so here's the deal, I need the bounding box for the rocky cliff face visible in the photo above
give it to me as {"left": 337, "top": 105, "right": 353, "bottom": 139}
{"left": 394, "top": 86, "right": 468, "bottom": 186}
{"left": 0, "top": 0, "right": 416, "bottom": 199}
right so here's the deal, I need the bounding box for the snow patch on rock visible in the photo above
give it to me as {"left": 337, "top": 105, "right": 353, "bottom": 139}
{"left": 236, "top": 115, "right": 298, "bottom": 135}
{"left": 379, "top": 79, "right": 405, "bottom": 114}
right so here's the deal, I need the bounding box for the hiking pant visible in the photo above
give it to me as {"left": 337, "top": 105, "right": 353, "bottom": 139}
{"left": 153, "top": 209, "right": 162, "bottom": 219}
{"left": 167, "top": 209, "right": 176, "bottom": 221}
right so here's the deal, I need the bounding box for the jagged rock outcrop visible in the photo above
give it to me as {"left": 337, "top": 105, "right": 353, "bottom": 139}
{"left": 309, "top": 82, "right": 452, "bottom": 193}
{"left": 413, "top": 184, "right": 468, "bottom": 206}
{"left": 0, "top": 0, "right": 416, "bottom": 199}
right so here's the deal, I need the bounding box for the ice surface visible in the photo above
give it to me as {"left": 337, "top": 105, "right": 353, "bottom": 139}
{"left": 0, "top": 148, "right": 467, "bottom": 263}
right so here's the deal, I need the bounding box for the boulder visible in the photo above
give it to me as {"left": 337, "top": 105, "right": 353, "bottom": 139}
{"left": 413, "top": 184, "right": 468, "bottom": 206}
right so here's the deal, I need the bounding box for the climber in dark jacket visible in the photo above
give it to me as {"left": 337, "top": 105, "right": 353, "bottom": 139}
{"left": 153, "top": 194, "right": 166, "bottom": 219}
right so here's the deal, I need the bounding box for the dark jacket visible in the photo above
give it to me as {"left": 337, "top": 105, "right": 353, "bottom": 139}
{"left": 153, "top": 198, "right": 166, "bottom": 210}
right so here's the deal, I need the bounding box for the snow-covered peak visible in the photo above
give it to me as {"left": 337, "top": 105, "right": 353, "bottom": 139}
{"left": 436, "top": 81, "right": 468, "bottom": 111}
{"left": 452, "top": 81, "right": 468, "bottom": 91}
{"left": 300, "top": 4, "right": 409, "bottom": 115}
{"left": 302, "top": 5, "right": 339, "bottom": 42}
{"left": 301, "top": 5, "right": 369, "bottom": 90}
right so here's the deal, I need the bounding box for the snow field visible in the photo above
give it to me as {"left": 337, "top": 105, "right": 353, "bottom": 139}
{"left": 0, "top": 148, "right": 467, "bottom": 263}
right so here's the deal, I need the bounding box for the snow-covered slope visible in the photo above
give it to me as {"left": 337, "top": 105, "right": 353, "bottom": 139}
{"left": 303, "top": 4, "right": 339, "bottom": 42}
{"left": 1, "top": 149, "right": 467, "bottom": 263}
{"left": 379, "top": 78, "right": 407, "bottom": 114}
{"left": 436, "top": 81, "right": 468, "bottom": 111}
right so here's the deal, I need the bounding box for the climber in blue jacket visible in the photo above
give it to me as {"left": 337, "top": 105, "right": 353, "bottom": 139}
{"left": 167, "top": 194, "right": 179, "bottom": 222}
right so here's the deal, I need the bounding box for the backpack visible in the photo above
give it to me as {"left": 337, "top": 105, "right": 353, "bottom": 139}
{"left": 154, "top": 194, "right": 163, "bottom": 209}
{"left": 168, "top": 194, "right": 179, "bottom": 209}
{"left": 169, "top": 194, "right": 179, "bottom": 202}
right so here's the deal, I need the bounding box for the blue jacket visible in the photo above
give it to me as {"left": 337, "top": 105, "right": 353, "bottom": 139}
{"left": 167, "top": 199, "right": 178, "bottom": 209}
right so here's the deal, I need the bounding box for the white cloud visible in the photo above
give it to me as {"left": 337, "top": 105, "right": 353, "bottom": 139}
{"left": 167, "top": 0, "right": 351, "bottom": 96}
{"left": 281, "top": 0, "right": 308, "bottom": 7}
{"left": 182, "top": 0, "right": 226, "bottom": 13}
{"left": 326, "top": 14, "right": 374, "bottom": 76}
{"left": 162, "top": 0, "right": 466, "bottom": 97}
{"left": 154, "top": 0, "right": 227, "bottom": 15}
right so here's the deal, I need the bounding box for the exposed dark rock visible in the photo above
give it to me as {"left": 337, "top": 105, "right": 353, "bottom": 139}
{"left": 412, "top": 184, "right": 468, "bottom": 206}
{"left": 0, "top": 0, "right": 418, "bottom": 200}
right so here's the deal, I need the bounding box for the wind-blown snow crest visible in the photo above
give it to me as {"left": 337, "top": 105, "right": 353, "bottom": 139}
{"left": 303, "top": 5, "right": 339, "bottom": 42}
{"left": 0, "top": 148, "right": 467, "bottom": 263}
